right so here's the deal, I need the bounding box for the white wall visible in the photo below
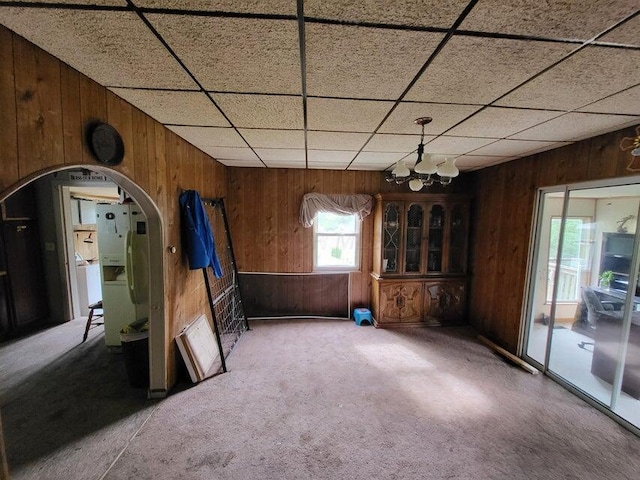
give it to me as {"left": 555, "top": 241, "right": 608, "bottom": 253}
{"left": 595, "top": 197, "right": 639, "bottom": 233}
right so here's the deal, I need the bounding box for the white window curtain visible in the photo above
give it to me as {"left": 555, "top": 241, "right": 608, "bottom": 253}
{"left": 299, "top": 193, "right": 373, "bottom": 228}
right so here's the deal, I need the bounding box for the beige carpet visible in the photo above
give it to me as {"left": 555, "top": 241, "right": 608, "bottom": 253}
{"left": 96, "top": 319, "right": 640, "bottom": 480}
{"left": 0, "top": 319, "right": 157, "bottom": 480}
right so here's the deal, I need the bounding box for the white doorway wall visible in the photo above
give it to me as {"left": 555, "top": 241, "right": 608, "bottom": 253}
{"left": 57, "top": 182, "right": 120, "bottom": 321}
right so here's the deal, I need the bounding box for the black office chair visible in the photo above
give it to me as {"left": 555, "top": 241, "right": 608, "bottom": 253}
{"left": 578, "top": 287, "right": 620, "bottom": 349}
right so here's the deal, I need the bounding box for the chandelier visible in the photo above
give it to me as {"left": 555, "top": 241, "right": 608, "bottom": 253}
{"left": 385, "top": 117, "right": 459, "bottom": 191}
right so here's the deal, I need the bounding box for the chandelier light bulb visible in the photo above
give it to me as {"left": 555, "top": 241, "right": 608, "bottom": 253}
{"left": 414, "top": 153, "right": 437, "bottom": 175}
{"left": 409, "top": 178, "right": 424, "bottom": 191}
{"left": 392, "top": 160, "right": 411, "bottom": 178}
{"left": 386, "top": 116, "right": 459, "bottom": 189}
{"left": 436, "top": 157, "right": 459, "bottom": 178}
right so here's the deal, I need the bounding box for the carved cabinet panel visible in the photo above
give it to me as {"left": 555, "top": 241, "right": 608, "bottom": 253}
{"left": 379, "top": 282, "right": 423, "bottom": 324}
{"left": 423, "top": 281, "right": 466, "bottom": 326}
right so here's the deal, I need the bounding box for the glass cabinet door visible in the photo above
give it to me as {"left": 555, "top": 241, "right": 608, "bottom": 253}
{"left": 404, "top": 203, "right": 424, "bottom": 273}
{"left": 383, "top": 202, "right": 400, "bottom": 273}
{"left": 427, "top": 204, "right": 444, "bottom": 272}
{"left": 448, "top": 204, "right": 467, "bottom": 274}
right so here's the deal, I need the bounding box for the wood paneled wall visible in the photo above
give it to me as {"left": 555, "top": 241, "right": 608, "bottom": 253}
{"left": 227, "top": 168, "right": 384, "bottom": 311}
{"left": 0, "top": 26, "right": 227, "bottom": 389}
{"left": 469, "top": 125, "right": 640, "bottom": 352}
{"left": 226, "top": 168, "right": 473, "bottom": 312}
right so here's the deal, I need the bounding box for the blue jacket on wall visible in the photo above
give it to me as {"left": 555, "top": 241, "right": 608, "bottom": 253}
{"left": 179, "top": 190, "right": 223, "bottom": 278}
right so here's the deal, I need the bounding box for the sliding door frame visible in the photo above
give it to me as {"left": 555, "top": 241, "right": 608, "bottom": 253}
{"left": 520, "top": 175, "right": 640, "bottom": 436}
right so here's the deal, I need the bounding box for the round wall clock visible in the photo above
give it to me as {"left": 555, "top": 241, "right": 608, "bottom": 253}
{"left": 88, "top": 123, "right": 125, "bottom": 165}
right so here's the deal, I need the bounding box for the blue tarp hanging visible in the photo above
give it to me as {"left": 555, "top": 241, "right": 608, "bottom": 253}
{"left": 179, "top": 190, "right": 223, "bottom": 277}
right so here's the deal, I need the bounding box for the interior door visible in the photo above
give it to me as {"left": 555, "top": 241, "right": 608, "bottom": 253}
{"left": 2, "top": 220, "right": 49, "bottom": 328}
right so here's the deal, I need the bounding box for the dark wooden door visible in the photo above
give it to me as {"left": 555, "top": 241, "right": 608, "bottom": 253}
{"left": 0, "top": 276, "right": 11, "bottom": 339}
{"left": 2, "top": 220, "right": 49, "bottom": 328}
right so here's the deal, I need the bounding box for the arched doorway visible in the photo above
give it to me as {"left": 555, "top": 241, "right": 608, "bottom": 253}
{"left": 0, "top": 164, "right": 166, "bottom": 394}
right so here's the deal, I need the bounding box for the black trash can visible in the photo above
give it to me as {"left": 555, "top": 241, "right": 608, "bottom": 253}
{"left": 120, "top": 318, "right": 150, "bottom": 388}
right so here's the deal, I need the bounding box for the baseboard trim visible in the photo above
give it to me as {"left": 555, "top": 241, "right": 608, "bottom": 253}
{"left": 478, "top": 335, "right": 540, "bottom": 375}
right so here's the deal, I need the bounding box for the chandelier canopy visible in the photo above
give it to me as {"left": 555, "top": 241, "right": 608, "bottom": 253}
{"left": 385, "top": 117, "right": 459, "bottom": 191}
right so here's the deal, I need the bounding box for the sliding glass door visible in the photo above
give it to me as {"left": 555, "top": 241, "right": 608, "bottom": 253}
{"left": 523, "top": 180, "right": 640, "bottom": 430}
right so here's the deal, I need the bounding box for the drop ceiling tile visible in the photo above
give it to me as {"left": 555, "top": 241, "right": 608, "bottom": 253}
{"left": 447, "top": 107, "right": 565, "bottom": 138}
{"left": 469, "top": 139, "right": 559, "bottom": 157}
{"left": 167, "top": 126, "right": 245, "bottom": 147}
{"left": 510, "top": 112, "right": 640, "bottom": 142}
{"left": 406, "top": 36, "right": 574, "bottom": 104}
{"left": 213, "top": 94, "right": 303, "bottom": 129}
{"left": 238, "top": 129, "right": 305, "bottom": 149}
{"left": 457, "top": 156, "right": 519, "bottom": 171}
{"left": 305, "top": 24, "right": 444, "bottom": 99}
{"left": 459, "top": 0, "right": 639, "bottom": 40}
{"left": 599, "top": 15, "right": 640, "bottom": 47}
{"left": 134, "top": 0, "right": 297, "bottom": 15}
{"left": 264, "top": 161, "right": 306, "bottom": 169}
{"left": 200, "top": 146, "right": 259, "bottom": 162}
{"left": 346, "top": 163, "right": 386, "bottom": 171}
{"left": 0, "top": 9, "right": 196, "bottom": 89}
{"left": 307, "top": 131, "right": 371, "bottom": 151}
{"left": 496, "top": 46, "right": 640, "bottom": 111}
{"left": 305, "top": 0, "right": 469, "bottom": 28}
{"left": 379, "top": 103, "right": 482, "bottom": 135}
{"left": 578, "top": 85, "right": 640, "bottom": 115}
{"left": 308, "top": 161, "right": 351, "bottom": 170}
{"left": 148, "top": 15, "right": 300, "bottom": 94}
{"left": 308, "top": 150, "right": 357, "bottom": 164}
{"left": 365, "top": 134, "right": 433, "bottom": 153}
{"left": 307, "top": 98, "right": 393, "bottom": 132}
{"left": 521, "top": 142, "right": 572, "bottom": 156}
{"left": 110, "top": 89, "right": 229, "bottom": 126}
{"left": 454, "top": 155, "right": 512, "bottom": 168}
{"left": 351, "top": 151, "right": 408, "bottom": 168}
{"left": 216, "top": 158, "right": 266, "bottom": 167}
{"left": 423, "top": 136, "right": 497, "bottom": 155}
{"left": 254, "top": 149, "right": 305, "bottom": 163}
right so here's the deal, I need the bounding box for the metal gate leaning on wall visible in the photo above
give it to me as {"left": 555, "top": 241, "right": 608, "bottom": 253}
{"left": 202, "top": 198, "right": 249, "bottom": 367}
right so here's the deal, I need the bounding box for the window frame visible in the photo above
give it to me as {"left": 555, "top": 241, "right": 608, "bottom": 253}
{"left": 312, "top": 212, "right": 362, "bottom": 272}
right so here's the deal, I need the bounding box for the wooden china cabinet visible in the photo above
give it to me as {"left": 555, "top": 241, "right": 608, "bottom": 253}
{"left": 370, "top": 193, "right": 471, "bottom": 327}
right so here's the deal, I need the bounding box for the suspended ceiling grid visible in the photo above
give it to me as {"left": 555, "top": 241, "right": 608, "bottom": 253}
{"left": 1, "top": 1, "right": 639, "bottom": 172}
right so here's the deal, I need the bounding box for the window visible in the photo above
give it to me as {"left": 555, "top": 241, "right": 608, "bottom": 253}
{"left": 313, "top": 212, "right": 361, "bottom": 270}
{"left": 546, "top": 216, "right": 594, "bottom": 302}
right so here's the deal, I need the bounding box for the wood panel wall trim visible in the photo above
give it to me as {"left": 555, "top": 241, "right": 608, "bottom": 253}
{"left": 239, "top": 272, "right": 350, "bottom": 318}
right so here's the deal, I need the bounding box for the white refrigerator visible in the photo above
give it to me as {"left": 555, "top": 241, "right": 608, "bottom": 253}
{"left": 96, "top": 203, "right": 149, "bottom": 346}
